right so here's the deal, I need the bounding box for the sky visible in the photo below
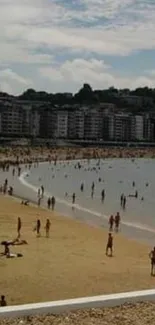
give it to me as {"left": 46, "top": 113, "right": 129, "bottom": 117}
{"left": 0, "top": 0, "right": 155, "bottom": 95}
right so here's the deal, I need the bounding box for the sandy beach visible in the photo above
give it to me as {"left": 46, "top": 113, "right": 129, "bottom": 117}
{"left": 0, "top": 146, "right": 155, "bottom": 164}
{"left": 0, "top": 195, "right": 155, "bottom": 306}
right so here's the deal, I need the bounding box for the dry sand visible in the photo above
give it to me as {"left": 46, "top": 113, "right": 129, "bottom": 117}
{"left": 1, "top": 302, "right": 155, "bottom": 325}
{"left": 0, "top": 195, "right": 155, "bottom": 307}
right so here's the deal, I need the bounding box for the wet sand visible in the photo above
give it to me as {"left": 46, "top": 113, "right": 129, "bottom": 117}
{"left": 1, "top": 302, "right": 155, "bottom": 325}
{"left": 0, "top": 195, "right": 154, "bottom": 306}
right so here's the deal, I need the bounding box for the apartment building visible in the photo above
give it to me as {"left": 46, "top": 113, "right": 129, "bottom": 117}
{"left": 75, "top": 110, "right": 85, "bottom": 139}
{"left": 143, "top": 114, "right": 152, "bottom": 141}
{"left": 1, "top": 104, "right": 23, "bottom": 135}
{"left": 84, "top": 109, "right": 102, "bottom": 139}
{"left": 0, "top": 112, "right": 2, "bottom": 134}
{"left": 22, "top": 105, "right": 32, "bottom": 136}
{"left": 56, "top": 111, "right": 68, "bottom": 138}
{"left": 0, "top": 97, "right": 155, "bottom": 142}
{"left": 131, "top": 115, "right": 144, "bottom": 141}
{"left": 68, "top": 111, "right": 76, "bottom": 139}
{"left": 30, "top": 110, "right": 40, "bottom": 137}
{"left": 39, "top": 109, "right": 54, "bottom": 138}
{"left": 109, "top": 113, "right": 132, "bottom": 141}
{"left": 102, "top": 115, "right": 110, "bottom": 140}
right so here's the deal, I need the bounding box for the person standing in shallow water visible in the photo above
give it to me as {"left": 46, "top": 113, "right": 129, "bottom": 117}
{"left": 115, "top": 212, "right": 120, "bottom": 232}
{"left": 72, "top": 193, "right": 76, "bottom": 204}
{"left": 41, "top": 185, "right": 44, "bottom": 198}
{"left": 101, "top": 189, "right": 105, "bottom": 202}
{"left": 47, "top": 197, "right": 51, "bottom": 209}
{"left": 91, "top": 182, "right": 95, "bottom": 191}
{"left": 120, "top": 194, "right": 124, "bottom": 207}
{"left": 109, "top": 215, "right": 114, "bottom": 231}
{"left": 51, "top": 196, "right": 56, "bottom": 210}
{"left": 80, "top": 183, "right": 84, "bottom": 192}
{"left": 122, "top": 196, "right": 126, "bottom": 209}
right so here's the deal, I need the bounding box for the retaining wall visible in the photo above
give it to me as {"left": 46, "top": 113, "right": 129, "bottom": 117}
{"left": 0, "top": 289, "right": 155, "bottom": 319}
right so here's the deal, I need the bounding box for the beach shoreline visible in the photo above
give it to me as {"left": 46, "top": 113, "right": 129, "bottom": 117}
{"left": 1, "top": 154, "right": 155, "bottom": 246}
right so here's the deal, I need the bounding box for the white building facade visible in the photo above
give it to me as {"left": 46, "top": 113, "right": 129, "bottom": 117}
{"left": 134, "top": 115, "right": 144, "bottom": 140}
{"left": 56, "top": 111, "right": 68, "bottom": 138}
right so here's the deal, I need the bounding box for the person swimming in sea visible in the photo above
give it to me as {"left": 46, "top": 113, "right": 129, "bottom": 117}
{"left": 72, "top": 193, "right": 76, "bottom": 204}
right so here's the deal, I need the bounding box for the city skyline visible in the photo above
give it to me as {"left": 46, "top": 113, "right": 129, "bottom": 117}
{"left": 0, "top": 0, "right": 155, "bottom": 95}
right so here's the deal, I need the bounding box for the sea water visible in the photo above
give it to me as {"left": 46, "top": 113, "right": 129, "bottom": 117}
{"left": 21, "top": 158, "right": 155, "bottom": 224}
{"left": 0, "top": 157, "right": 152, "bottom": 245}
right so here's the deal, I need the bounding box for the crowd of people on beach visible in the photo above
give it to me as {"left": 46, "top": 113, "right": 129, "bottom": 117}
{"left": 1, "top": 145, "right": 155, "bottom": 307}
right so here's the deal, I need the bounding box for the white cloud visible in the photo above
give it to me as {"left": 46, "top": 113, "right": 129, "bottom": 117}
{"left": 0, "top": 69, "right": 31, "bottom": 85}
{"left": 0, "top": 81, "right": 13, "bottom": 94}
{"left": 0, "top": 68, "right": 33, "bottom": 94}
{"left": 0, "top": 0, "right": 155, "bottom": 93}
{"left": 39, "top": 58, "right": 155, "bottom": 93}
{"left": 0, "top": 0, "right": 155, "bottom": 59}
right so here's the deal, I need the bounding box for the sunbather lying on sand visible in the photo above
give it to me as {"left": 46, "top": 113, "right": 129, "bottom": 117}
{"left": 1, "top": 238, "right": 28, "bottom": 246}
{"left": 21, "top": 200, "right": 29, "bottom": 206}
{"left": 0, "top": 242, "right": 23, "bottom": 258}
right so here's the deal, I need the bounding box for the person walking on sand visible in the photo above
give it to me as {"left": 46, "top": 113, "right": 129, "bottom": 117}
{"left": 149, "top": 247, "right": 155, "bottom": 276}
{"left": 51, "top": 196, "right": 56, "bottom": 210}
{"left": 45, "top": 219, "right": 51, "bottom": 238}
{"left": 36, "top": 219, "right": 41, "bottom": 237}
{"left": 17, "top": 217, "right": 22, "bottom": 239}
{"left": 109, "top": 215, "right": 114, "bottom": 231}
{"left": 115, "top": 212, "right": 120, "bottom": 232}
{"left": 106, "top": 233, "right": 113, "bottom": 257}
{"left": 0, "top": 295, "right": 7, "bottom": 307}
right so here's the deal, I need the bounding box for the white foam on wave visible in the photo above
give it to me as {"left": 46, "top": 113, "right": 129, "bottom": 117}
{"left": 19, "top": 171, "right": 155, "bottom": 235}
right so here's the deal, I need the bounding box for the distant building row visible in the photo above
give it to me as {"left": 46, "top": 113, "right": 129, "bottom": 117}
{"left": 0, "top": 100, "right": 155, "bottom": 142}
